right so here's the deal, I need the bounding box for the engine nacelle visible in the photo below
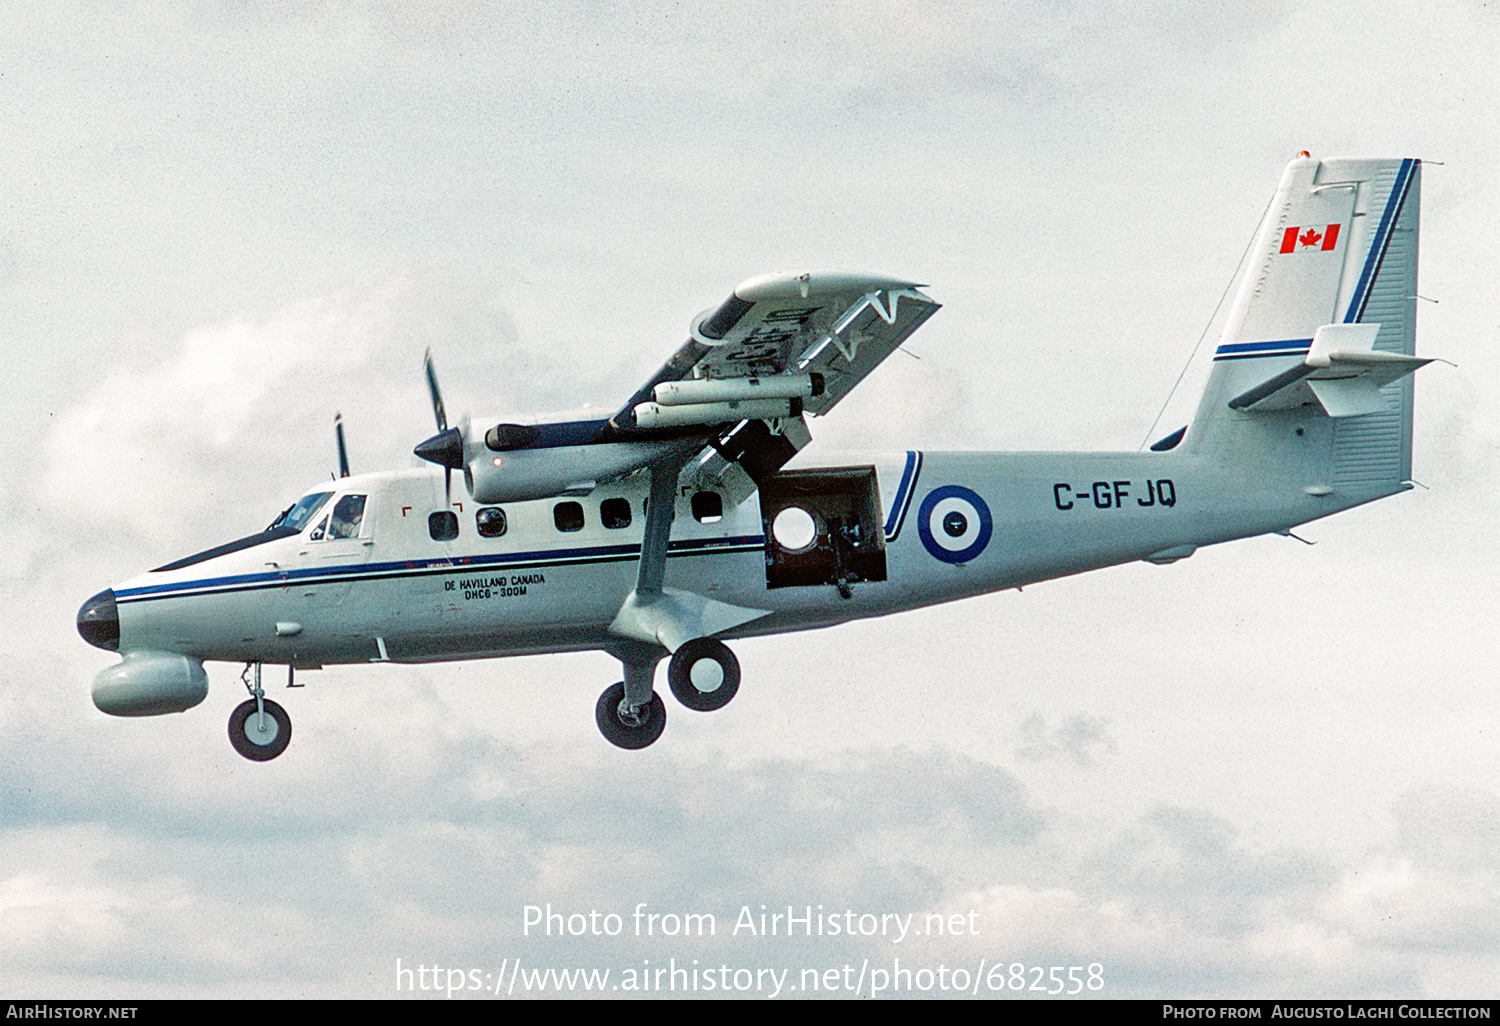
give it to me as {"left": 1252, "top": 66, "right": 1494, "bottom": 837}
{"left": 92, "top": 650, "right": 209, "bottom": 717}
{"left": 467, "top": 441, "right": 674, "bottom": 504}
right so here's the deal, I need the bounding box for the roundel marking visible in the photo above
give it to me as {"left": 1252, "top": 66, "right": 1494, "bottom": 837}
{"left": 916, "top": 485, "right": 993, "bottom": 564}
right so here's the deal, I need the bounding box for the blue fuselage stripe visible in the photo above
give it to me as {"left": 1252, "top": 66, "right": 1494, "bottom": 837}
{"left": 116, "top": 535, "right": 766, "bottom": 604}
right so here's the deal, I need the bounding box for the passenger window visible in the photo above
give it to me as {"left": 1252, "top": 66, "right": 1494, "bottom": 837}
{"left": 309, "top": 515, "right": 329, "bottom": 541}
{"left": 692, "top": 491, "right": 723, "bottom": 524}
{"left": 553, "top": 501, "right": 585, "bottom": 533}
{"left": 476, "top": 507, "right": 508, "bottom": 538}
{"left": 600, "top": 497, "right": 632, "bottom": 530}
{"left": 328, "top": 494, "right": 367, "bottom": 539}
{"left": 429, "top": 511, "right": 459, "bottom": 541}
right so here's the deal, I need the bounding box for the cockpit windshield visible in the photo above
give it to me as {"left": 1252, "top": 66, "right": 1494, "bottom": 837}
{"left": 268, "top": 492, "right": 334, "bottom": 533}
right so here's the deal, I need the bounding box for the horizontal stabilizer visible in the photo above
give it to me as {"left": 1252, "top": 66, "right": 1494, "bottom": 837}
{"left": 1228, "top": 323, "right": 1435, "bottom": 417}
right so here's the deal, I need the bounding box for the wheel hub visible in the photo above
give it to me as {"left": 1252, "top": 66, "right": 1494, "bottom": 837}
{"left": 616, "top": 700, "right": 650, "bottom": 728}
{"left": 689, "top": 659, "right": 725, "bottom": 693}
{"left": 244, "top": 713, "right": 280, "bottom": 745}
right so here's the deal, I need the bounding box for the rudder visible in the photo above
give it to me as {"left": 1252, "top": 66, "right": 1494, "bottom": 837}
{"left": 1187, "top": 155, "right": 1425, "bottom": 498}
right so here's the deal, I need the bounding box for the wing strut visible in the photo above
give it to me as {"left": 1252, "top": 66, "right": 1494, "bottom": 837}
{"left": 608, "top": 450, "right": 771, "bottom": 684}
{"left": 607, "top": 454, "right": 689, "bottom": 715}
{"left": 635, "top": 454, "right": 683, "bottom": 597}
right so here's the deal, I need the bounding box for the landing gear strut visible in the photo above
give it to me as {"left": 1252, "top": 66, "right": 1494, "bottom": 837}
{"left": 229, "top": 663, "right": 292, "bottom": 762}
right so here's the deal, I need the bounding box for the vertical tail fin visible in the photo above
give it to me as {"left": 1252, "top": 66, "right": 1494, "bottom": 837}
{"left": 1188, "top": 155, "right": 1424, "bottom": 495}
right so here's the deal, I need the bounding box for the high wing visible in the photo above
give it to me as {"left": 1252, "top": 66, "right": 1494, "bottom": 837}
{"left": 424, "top": 271, "right": 939, "bottom": 507}
{"left": 616, "top": 270, "right": 940, "bottom": 426}
{"left": 612, "top": 271, "right": 940, "bottom": 501}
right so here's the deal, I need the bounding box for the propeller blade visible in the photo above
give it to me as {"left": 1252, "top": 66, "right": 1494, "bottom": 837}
{"left": 449, "top": 414, "right": 470, "bottom": 508}
{"left": 416, "top": 351, "right": 465, "bottom": 507}
{"left": 424, "top": 349, "right": 448, "bottom": 433}
{"left": 334, "top": 413, "right": 351, "bottom": 478}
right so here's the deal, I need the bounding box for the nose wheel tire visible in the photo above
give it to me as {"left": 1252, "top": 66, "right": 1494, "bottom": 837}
{"left": 228, "top": 699, "right": 292, "bottom": 761}
{"left": 595, "top": 682, "right": 667, "bottom": 749}
{"left": 667, "top": 638, "right": 740, "bottom": 712}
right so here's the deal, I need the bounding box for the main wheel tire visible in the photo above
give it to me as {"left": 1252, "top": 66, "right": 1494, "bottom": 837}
{"left": 228, "top": 698, "right": 292, "bottom": 762}
{"left": 595, "top": 682, "right": 667, "bottom": 749}
{"left": 667, "top": 638, "right": 740, "bottom": 712}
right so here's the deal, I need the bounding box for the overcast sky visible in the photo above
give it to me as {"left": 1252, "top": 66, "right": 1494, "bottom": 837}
{"left": 3, "top": 0, "right": 1499, "bottom": 999}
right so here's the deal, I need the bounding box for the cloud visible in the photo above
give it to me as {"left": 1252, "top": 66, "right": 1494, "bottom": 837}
{"left": 1315, "top": 789, "right": 1500, "bottom": 954}
{"left": 907, "top": 791, "right": 1500, "bottom": 997}
{"left": 33, "top": 275, "right": 520, "bottom": 553}
{"left": 0, "top": 736, "right": 1049, "bottom": 995}
{"left": 10, "top": 652, "right": 1500, "bottom": 999}
{"left": 1015, "top": 712, "right": 1118, "bottom": 766}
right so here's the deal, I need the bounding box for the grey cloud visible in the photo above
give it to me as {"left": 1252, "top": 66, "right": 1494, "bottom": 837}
{"left": 0, "top": 738, "right": 1044, "bottom": 995}
{"left": 1078, "top": 805, "right": 1334, "bottom": 935}
{"left": 1309, "top": 788, "right": 1500, "bottom": 955}
{"left": 1390, "top": 787, "right": 1500, "bottom": 875}
{"left": 1015, "top": 711, "right": 1118, "bottom": 765}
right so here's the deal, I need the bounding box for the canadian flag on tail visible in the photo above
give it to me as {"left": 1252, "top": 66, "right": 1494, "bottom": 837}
{"left": 1280, "top": 223, "right": 1341, "bottom": 253}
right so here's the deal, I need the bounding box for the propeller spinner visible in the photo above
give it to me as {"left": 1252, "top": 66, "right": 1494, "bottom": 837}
{"left": 414, "top": 351, "right": 465, "bottom": 504}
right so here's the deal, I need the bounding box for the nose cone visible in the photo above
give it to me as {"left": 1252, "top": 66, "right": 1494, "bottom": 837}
{"left": 77, "top": 589, "right": 120, "bottom": 651}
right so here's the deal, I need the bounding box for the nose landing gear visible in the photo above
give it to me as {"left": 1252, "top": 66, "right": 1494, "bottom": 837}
{"left": 228, "top": 663, "right": 293, "bottom": 762}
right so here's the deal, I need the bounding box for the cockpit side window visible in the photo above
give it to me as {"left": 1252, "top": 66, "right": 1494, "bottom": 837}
{"left": 309, "top": 515, "right": 329, "bottom": 541}
{"left": 328, "top": 494, "right": 367, "bottom": 539}
{"left": 270, "top": 492, "right": 334, "bottom": 532}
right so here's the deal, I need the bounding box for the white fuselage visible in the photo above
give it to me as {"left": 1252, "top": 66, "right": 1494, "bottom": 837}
{"left": 109, "top": 434, "right": 1386, "bottom": 671}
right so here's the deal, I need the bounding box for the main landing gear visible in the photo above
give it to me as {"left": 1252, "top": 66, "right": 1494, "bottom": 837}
{"left": 595, "top": 638, "right": 741, "bottom": 750}
{"left": 667, "top": 638, "right": 740, "bottom": 712}
{"left": 595, "top": 682, "right": 667, "bottom": 750}
{"left": 228, "top": 663, "right": 293, "bottom": 761}
{"left": 597, "top": 450, "right": 747, "bottom": 750}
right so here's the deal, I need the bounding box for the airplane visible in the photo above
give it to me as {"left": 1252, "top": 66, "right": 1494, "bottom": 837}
{"left": 77, "top": 154, "right": 1437, "bottom": 759}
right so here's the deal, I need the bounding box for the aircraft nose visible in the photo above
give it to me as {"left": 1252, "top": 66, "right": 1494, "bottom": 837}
{"left": 77, "top": 588, "right": 120, "bottom": 651}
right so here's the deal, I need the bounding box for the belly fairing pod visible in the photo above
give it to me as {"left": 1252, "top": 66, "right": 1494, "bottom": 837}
{"left": 89, "top": 649, "right": 209, "bottom": 717}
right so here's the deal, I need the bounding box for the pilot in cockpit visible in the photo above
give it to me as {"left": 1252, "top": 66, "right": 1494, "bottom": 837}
{"left": 326, "top": 495, "right": 367, "bottom": 540}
